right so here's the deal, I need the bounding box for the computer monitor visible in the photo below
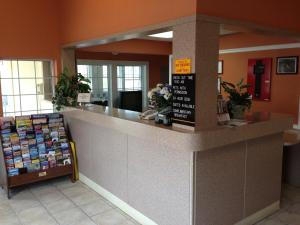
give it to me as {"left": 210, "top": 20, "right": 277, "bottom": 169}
{"left": 119, "top": 91, "right": 143, "bottom": 112}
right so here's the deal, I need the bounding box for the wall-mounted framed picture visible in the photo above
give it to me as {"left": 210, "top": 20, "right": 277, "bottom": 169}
{"left": 276, "top": 56, "right": 299, "bottom": 75}
{"left": 218, "top": 60, "right": 223, "bottom": 75}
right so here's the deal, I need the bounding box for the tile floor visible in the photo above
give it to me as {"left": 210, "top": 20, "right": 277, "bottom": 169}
{"left": 256, "top": 184, "right": 300, "bottom": 225}
{"left": 0, "top": 177, "right": 140, "bottom": 225}
{"left": 1, "top": 178, "right": 300, "bottom": 225}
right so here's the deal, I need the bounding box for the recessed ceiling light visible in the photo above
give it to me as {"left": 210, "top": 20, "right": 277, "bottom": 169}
{"left": 148, "top": 31, "right": 173, "bottom": 39}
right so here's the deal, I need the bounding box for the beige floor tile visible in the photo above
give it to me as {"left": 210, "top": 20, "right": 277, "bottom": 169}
{"left": 256, "top": 218, "right": 285, "bottom": 225}
{"left": 17, "top": 205, "right": 58, "bottom": 225}
{"left": 120, "top": 220, "right": 140, "bottom": 225}
{"left": 91, "top": 208, "right": 128, "bottom": 225}
{"left": 52, "top": 207, "right": 94, "bottom": 225}
{"left": 44, "top": 196, "right": 76, "bottom": 215}
{"left": 282, "top": 184, "right": 300, "bottom": 204}
{"left": 0, "top": 213, "right": 21, "bottom": 225}
{"left": 5, "top": 178, "right": 300, "bottom": 225}
{"left": 115, "top": 208, "right": 135, "bottom": 220}
{"left": 53, "top": 178, "right": 83, "bottom": 190}
{"left": 71, "top": 190, "right": 104, "bottom": 206}
{"left": 61, "top": 185, "right": 89, "bottom": 198}
{"left": 30, "top": 184, "right": 58, "bottom": 196}
{"left": 80, "top": 198, "right": 114, "bottom": 217}
{"left": 276, "top": 211, "right": 300, "bottom": 225}
{"left": 37, "top": 190, "right": 65, "bottom": 204}
{"left": 288, "top": 202, "right": 300, "bottom": 215}
{"left": 8, "top": 190, "right": 41, "bottom": 213}
{"left": 29, "top": 180, "right": 54, "bottom": 188}
{"left": 0, "top": 201, "right": 15, "bottom": 216}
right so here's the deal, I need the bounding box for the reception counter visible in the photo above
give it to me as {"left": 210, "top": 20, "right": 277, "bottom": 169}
{"left": 62, "top": 105, "right": 292, "bottom": 225}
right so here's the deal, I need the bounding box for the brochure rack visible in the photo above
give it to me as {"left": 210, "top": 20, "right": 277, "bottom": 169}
{"left": 0, "top": 113, "right": 75, "bottom": 199}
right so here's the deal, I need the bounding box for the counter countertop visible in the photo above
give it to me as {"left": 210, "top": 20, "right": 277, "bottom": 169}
{"left": 62, "top": 105, "right": 293, "bottom": 152}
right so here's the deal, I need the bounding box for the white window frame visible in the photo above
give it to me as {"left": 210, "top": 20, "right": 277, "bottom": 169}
{"left": 77, "top": 60, "right": 149, "bottom": 110}
{"left": 0, "top": 59, "right": 56, "bottom": 116}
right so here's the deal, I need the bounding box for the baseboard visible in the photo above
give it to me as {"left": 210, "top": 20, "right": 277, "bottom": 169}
{"left": 234, "top": 201, "right": 280, "bottom": 225}
{"left": 80, "top": 172, "right": 279, "bottom": 225}
{"left": 79, "top": 173, "right": 158, "bottom": 225}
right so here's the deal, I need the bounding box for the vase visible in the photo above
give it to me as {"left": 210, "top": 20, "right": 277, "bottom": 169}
{"left": 231, "top": 105, "right": 247, "bottom": 119}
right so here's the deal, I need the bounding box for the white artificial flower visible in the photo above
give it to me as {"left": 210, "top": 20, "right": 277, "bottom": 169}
{"left": 160, "top": 87, "right": 169, "bottom": 95}
{"left": 164, "top": 92, "right": 172, "bottom": 100}
{"left": 156, "top": 83, "right": 163, "bottom": 89}
{"left": 148, "top": 90, "right": 154, "bottom": 99}
{"left": 152, "top": 87, "right": 161, "bottom": 93}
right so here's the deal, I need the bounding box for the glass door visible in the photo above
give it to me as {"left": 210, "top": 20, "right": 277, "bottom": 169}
{"left": 77, "top": 62, "right": 111, "bottom": 106}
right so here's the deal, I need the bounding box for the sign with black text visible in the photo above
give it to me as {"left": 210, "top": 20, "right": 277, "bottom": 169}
{"left": 172, "top": 73, "right": 195, "bottom": 126}
{"left": 77, "top": 93, "right": 91, "bottom": 103}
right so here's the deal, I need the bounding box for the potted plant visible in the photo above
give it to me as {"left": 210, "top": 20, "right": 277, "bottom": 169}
{"left": 52, "top": 69, "right": 91, "bottom": 111}
{"left": 221, "top": 79, "right": 252, "bottom": 119}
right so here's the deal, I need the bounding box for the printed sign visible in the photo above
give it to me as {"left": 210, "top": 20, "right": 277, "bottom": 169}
{"left": 174, "top": 58, "right": 192, "bottom": 74}
{"left": 77, "top": 93, "right": 91, "bottom": 103}
{"left": 172, "top": 73, "right": 195, "bottom": 126}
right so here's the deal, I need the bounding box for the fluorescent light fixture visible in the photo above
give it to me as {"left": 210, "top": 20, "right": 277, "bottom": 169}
{"left": 148, "top": 31, "right": 173, "bottom": 39}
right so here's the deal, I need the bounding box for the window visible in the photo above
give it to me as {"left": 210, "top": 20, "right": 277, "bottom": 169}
{"left": 77, "top": 60, "right": 148, "bottom": 109}
{"left": 77, "top": 64, "right": 109, "bottom": 102}
{"left": 0, "top": 60, "right": 55, "bottom": 117}
{"left": 117, "top": 65, "right": 142, "bottom": 91}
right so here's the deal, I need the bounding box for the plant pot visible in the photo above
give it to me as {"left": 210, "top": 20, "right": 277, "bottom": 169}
{"left": 231, "top": 105, "right": 247, "bottom": 119}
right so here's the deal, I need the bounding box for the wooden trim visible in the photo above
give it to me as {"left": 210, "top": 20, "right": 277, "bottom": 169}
{"left": 0, "top": 142, "right": 8, "bottom": 194}
{"left": 8, "top": 166, "right": 73, "bottom": 188}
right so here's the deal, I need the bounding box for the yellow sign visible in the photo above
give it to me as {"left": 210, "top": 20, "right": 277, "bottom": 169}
{"left": 174, "top": 58, "right": 192, "bottom": 74}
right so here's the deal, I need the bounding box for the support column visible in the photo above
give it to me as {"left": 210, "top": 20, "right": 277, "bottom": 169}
{"left": 61, "top": 47, "right": 76, "bottom": 75}
{"left": 172, "top": 19, "right": 220, "bottom": 130}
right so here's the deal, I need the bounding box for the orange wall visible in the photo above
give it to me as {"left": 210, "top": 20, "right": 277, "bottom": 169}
{"left": 219, "top": 49, "right": 300, "bottom": 122}
{"left": 59, "top": 0, "right": 300, "bottom": 46}
{"left": 81, "top": 39, "right": 172, "bottom": 55}
{"left": 197, "top": 0, "right": 300, "bottom": 33}
{"left": 0, "top": 0, "right": 61, "bottom": 74}
{"left": 58, "top": 0, "right": 197, "bottom": 44}
{"left": 76, "top": 51, "right": 169, "bottom": 88}
{"left": 0, "top": 0, "right": 61, "bottom": 116}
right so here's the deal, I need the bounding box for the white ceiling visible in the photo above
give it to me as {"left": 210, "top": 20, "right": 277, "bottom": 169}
{"left": 144, "top": 26, "right": 238, "bottom": 41}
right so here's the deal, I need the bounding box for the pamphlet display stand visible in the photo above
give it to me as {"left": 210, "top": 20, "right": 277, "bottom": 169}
{"left": 0, "top": 113, "right": 75, "bottom": 199}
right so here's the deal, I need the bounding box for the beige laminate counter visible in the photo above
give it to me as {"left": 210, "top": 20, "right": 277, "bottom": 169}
{"left": 62, "top": 105, "right": 293, "bottom": 225}
{"left": 64, "top": 104, "right": 293, "bottom": 152}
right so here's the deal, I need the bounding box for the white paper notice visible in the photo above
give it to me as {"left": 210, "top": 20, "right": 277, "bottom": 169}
{"left": 77, "top": 93, "right": 91, "bottom": 103}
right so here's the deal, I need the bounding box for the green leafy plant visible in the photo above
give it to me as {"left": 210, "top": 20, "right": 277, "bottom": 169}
{"left": 221, "top": 79, "right": 252, "bottom": 115}
{"left": 52, "top": 69, "right": 91, "bottom": 111}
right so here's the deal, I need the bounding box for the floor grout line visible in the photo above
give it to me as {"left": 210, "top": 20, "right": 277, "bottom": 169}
{"left": 28, "top": 184, "right": 62, "bottom": 225}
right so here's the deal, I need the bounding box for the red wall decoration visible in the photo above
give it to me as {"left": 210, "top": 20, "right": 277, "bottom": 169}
{"left": 247, "top": 58, "right": 272, "bottom": 101}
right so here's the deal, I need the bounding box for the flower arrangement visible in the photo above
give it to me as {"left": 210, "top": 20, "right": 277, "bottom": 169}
{"left": 148, "top": 84, "right": 172, "bottom": 111}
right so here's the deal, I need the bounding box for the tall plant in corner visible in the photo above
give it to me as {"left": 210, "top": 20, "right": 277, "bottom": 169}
{"left": 52, "top": 68, "right": 91, "bottom": 111}
{"left": 221, "top": 79, "right": 252, "bottom": 119}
